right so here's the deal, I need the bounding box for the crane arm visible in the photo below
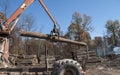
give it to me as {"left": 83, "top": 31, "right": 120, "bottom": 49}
{"left": 4, "top": 0, "right": 35, "bottom": 31}
{"left": 38, "top": 0, "right": 59, "bottom": 36}
{"left": 0, "top": 0, "right": 35, "bottom": 68}
{"left": 38, "top": 0, "right": 57, "bottom": 26}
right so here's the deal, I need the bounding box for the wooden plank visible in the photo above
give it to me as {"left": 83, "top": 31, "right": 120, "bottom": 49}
{"left": 0, "top": 67, "right": 53, "bottom": 72}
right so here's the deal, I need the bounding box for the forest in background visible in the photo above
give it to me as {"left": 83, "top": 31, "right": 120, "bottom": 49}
{"left": 0, "top": 0, "right": 120, "bottom": 59}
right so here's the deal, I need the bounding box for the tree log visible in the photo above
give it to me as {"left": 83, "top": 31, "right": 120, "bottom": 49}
{"left": 0, "top": 31, "right": 10, "bottom": 37}
{"left": 20, "top": 31, "right": 87, "bottom": 46}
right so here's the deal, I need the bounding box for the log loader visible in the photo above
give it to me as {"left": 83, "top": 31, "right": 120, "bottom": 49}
{"left": 0, "top": 0, "right": 35, "bottom": 68}
{"left": 21, "top": 0, "right": 88, "bottom": 75}
{"left": 0, "top": 0, "right": 88, "bottom": 75}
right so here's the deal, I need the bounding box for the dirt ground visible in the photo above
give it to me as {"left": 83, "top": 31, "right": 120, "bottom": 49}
{"left": 86, "top": 65, "right": 120, "bottom": 75}
{"left": 86, "top": 57, "right": 120, "bottom": 75}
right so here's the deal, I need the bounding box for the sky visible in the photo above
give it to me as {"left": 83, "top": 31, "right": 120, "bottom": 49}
{"left": 1, "top": 0, "right": 120, "bottom": 39}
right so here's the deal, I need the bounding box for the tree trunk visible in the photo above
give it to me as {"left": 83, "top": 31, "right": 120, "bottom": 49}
{"left": 20, "top": 31, "right": 87, "bottom": 46}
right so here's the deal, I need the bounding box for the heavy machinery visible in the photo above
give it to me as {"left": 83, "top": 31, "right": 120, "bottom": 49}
{"left": 0, "top": 0, "right": 88, "bottom": 75}
{"left": 0, "top": 0, "right": 35, "bottom": 68}
{"left": 21, "top": 0, "right": 88, "bottom": 75}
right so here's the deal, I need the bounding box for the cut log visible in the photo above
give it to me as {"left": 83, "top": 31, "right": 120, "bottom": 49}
{"left": 20, "top": 31, "right": 87, "bottom": 46}
{"left": 0, "top": 31, "right": 10, "bottom": 36}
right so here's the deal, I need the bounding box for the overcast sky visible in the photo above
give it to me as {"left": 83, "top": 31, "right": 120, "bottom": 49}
{"left": 1, "top": 0, "right": 120, "bottom": 39}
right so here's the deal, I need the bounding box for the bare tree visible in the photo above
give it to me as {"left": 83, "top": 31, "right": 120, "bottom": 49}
{"left": 105, "top": 20, "right": 120, "bottom": 46}
{"left": 18, "top": 14, "right": 35, "bottom": 55}
{"left": 63, "top": 12, "right": 93, "bottom": 58}
{"left": 0, "top": 0, "right": 10, "bottom": 19}
{"left": 72, "top": 12, "right": 93, "bottom": 32}
{"left": 67, "top": 12, "right": 92, "bottom": 42}
{"left": 19, "top": 14, "right": 35, "bottom": 31}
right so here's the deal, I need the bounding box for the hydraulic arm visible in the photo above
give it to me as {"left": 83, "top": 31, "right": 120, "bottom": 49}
{"left": 38, "top": 0, "right": 59, "bottom": 36}
{"left": 0, "top": 0, "right": 35, "bottom": 68}
{"left": 0, "top": 0, "right": 35, "bottom": 34}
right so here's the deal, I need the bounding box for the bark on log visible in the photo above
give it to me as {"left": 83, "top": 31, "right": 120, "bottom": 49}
{"left": 0, "top": 31, "right": 10, "bottom": 37}
{"left": 20, "top": 31, "right": 87, "bottom": 46}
